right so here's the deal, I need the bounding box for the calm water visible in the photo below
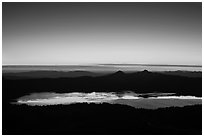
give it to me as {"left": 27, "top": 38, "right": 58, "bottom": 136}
{"left": 15, "top": 92, "right": 202, "bottom": 109}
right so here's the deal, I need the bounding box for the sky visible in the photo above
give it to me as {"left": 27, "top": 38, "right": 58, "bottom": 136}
{"left": 2, "top": 2, "right": 202, "bottom": 65}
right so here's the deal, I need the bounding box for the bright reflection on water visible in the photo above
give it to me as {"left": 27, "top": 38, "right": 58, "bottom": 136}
{"left": 17, "top": 92, "right": 119, "bottom": 105}
{"left": 15, "top": 92, "right": 202, "bottom": 109}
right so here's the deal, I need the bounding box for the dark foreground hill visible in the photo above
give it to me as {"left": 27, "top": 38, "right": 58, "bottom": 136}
{"left": 3, "top": 70, "right": 106, "bottom": 78}
{"left": 3, "top": 70, "right": 202, "bottom": 102}
{"left": 3, "top": 103, "right": 202, "bottom": 135}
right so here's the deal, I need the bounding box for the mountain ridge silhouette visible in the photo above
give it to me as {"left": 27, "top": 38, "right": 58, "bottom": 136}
{"left": 3, "top": 70, "right": 202, "bottom": 101}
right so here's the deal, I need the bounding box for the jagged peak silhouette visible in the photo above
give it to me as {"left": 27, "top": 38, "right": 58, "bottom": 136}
{"left": 115, "top": 70, "right": 125, "bottom": 74}
{"left": 143, "top": 69, "right": 149, "bottom": 73}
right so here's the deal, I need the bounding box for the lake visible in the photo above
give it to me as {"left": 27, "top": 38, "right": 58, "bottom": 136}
{"left": 15, "top": 92, "right": 202, "bottom": 109}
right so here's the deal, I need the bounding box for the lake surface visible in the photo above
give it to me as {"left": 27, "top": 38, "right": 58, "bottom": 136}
{"left": 15, "top": 92, "right": 202, "bottom": 109}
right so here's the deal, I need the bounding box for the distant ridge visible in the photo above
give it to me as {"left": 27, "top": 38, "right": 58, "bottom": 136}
{"left": 3, "top": 70, "right": 202, "bottom": 78}
{"left": 107, "top": 70, "right": 126, "bottom": 77}
{"left": 3, "top": 64, "right": 202, "bottom": 73}
{"left": 3, "top": 70, "right": 105, "bottom": 78}
{"left": 3, "top": 70, "right": 202, "bottom": 97}
{"left": 100, "top": 64, "right": 202, "bottom": 68}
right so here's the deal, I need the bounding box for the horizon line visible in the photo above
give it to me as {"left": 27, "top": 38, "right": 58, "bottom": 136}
{"left": 2, "top": 63, "right": 202, "bottom": 68}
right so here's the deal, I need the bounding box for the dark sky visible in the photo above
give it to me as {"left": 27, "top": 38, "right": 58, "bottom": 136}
{"left": 2, "top": 2, "right": 202, "bottom": 65}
